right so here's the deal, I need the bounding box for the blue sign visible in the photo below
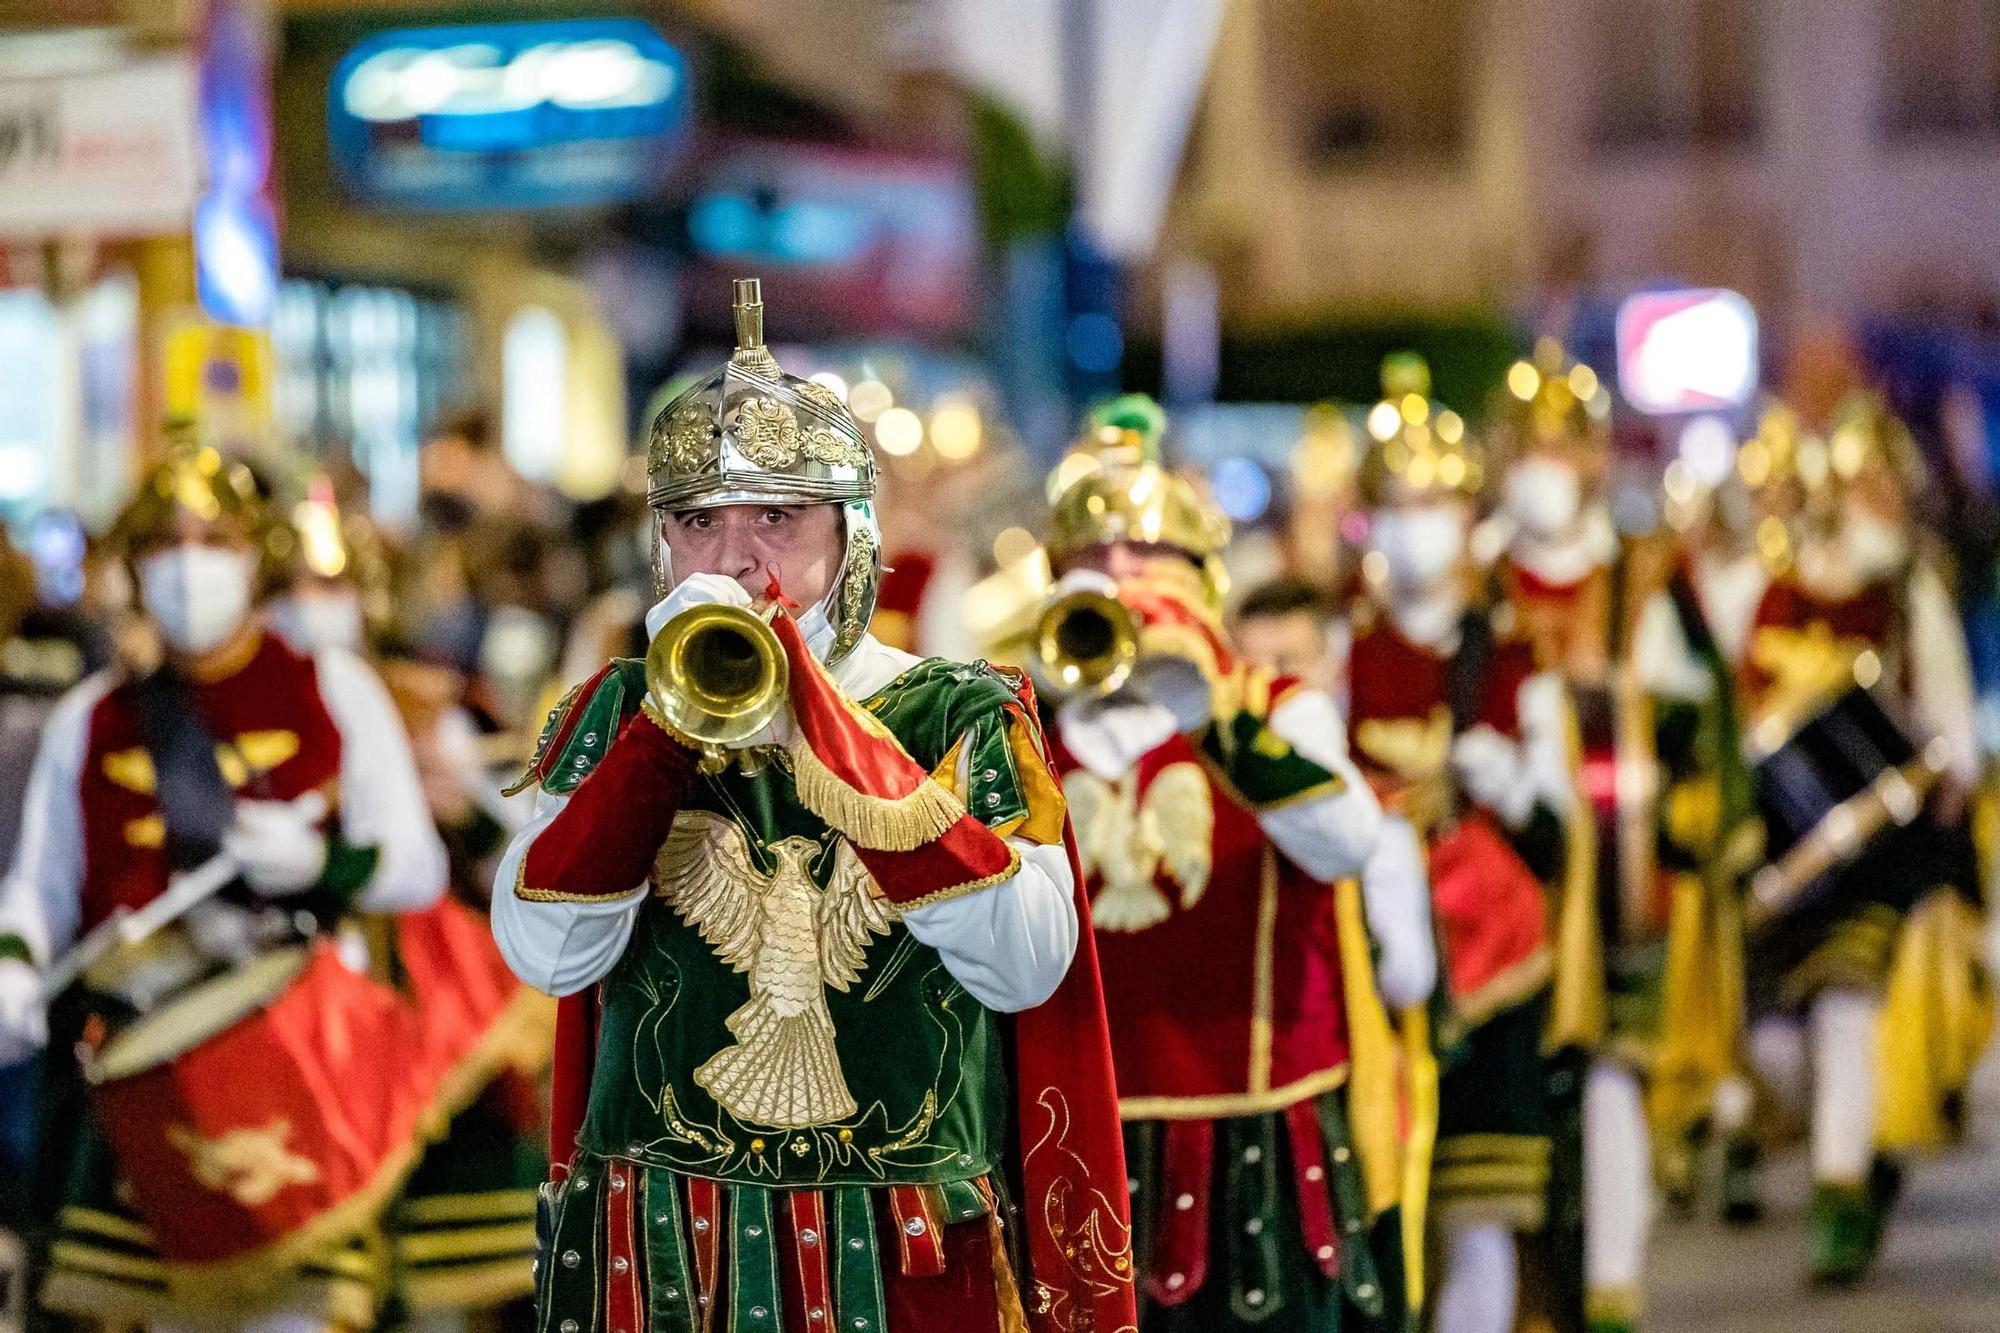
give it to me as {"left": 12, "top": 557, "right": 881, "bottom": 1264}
{"left": 328, "top": 18, "right": 689, "bottom": 212}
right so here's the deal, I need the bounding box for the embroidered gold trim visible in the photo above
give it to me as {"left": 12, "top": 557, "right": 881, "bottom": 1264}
{"left": 1450, "top": 948, "right": 1554, "bottom": 1031}
{"left": 1252, "top": 773, "right": 1349, "bottom": 812}
{"left": 513, "top": 840, "right": 652, "bottom": 907}
{"left": 1117, "top": 1062, "right": 1348, "bottom": 1122}
{"left": 893, "top": 844, "right": 1023, "bottom": 912}
{"left": 790, "top": 737, "right": 965, "bottom": 852}
{"left": 1246, "top": 845, "right": 1279, "bottom": 1094}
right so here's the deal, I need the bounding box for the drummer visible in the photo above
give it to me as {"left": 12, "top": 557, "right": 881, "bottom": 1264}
{"left": 1729, "top": 394, "right": 1980, "bottom": 1286}
{"left": 0, "top": 438, "right": 449, "bottom": 1327}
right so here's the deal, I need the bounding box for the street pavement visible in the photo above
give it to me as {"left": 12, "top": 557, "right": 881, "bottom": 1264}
{"left": 1650, "top": 1052, "right": 2000, "bottom": 1332}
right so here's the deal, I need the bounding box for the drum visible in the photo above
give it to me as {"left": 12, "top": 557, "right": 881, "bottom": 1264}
{"left": 84, "top": 939, "right": 439, "bottom": 1273}
{"left": 1747, "top": 684, "right": 1945, "bottom": 931}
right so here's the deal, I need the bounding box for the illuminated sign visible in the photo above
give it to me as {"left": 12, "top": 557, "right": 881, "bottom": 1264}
{"left": 328, "top": 19, "right": 688, "bottom": 211}
{"left": 1615, "top": 287, "right": 1759, "bottom": 416}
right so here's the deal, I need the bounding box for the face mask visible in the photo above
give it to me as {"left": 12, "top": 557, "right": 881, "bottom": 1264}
{"left": 1506, "top": 457, "right": 1583, "bottom": 538}
{"left": 268, "top": 591, "right": 365, "bottom": 654}
{"left": 1843, "top": 512, "right": 1910, "bottom": 580}
{"left": 1373, "top": 507, "right": 1465, "bottom": 589}
{"left": 139, "top": 546, "right": 254, "bottom": 655}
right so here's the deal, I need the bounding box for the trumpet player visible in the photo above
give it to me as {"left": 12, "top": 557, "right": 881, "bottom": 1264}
{"left": 1031, "top": 395, "right": 1433, "bottom": 1333}
{"left": 490, "top": 280, "right": 1135, "bottom": 1333}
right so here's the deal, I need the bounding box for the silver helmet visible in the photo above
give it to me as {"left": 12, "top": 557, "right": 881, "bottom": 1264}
{"left": 645, "top": 278, "right": 881, "bottom": 665}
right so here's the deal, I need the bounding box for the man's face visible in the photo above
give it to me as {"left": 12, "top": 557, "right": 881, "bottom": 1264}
{"left": 1071, "top": 540, "right": 1193, "bottom": 584}
{"left": 662, "top": 503, "right": 845, "bottom": 608}
{"left": 1235, "top": 610, "right": 1330, "bottom": 688}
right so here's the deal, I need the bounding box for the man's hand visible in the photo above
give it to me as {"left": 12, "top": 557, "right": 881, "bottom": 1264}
{"left": 644, "top": 572, "right": 753, "bottom": 641}
{"left": 645, "top": 572, "right": 798, "bottom": 752}
{"left": 0, "top": 960, "right": 47, "bottom": 1066}
{"left": 223, "top": 791, "right": 330, "bottom": 896}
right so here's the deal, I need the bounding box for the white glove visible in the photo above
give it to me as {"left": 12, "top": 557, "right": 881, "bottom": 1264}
{"left": 223, "top": 791, "right": 330, "bottom": 896}
{"left": 0, "top": 959, "right": 47, "bottom": 1066}
{"left": 644, "top": 572, "right": 795, "bottom": 752}
{"left": 643, "top": 572, "right": 753, "bottom": 641}
{"left": 1451, "top": 724, "right": 1535, "bottom": 828}
{"left": 184, "top": 899, "right": 262, "bottom": 963}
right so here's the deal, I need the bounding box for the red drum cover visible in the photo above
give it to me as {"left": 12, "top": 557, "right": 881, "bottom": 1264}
{"left": 89, "top": 901, "right": 540, "bottom": 1277}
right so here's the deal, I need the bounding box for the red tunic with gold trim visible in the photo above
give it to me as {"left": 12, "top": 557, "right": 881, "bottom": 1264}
{"left": 1345, "top": 617, "right": 1551, "bottom": 1026}
{"left": 1049, "top": 669, "right": 1401, "bottom": 1327}
{"left": 1345, "top": 614, "right": 1557, "bottom": 1229}
{"left": 75, "top": 636, "right": 342, "bottom": 930}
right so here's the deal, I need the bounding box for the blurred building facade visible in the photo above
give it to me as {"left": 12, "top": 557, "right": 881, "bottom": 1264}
{"left": 1162, "top": 0, "right": 2000, "bottom": 340}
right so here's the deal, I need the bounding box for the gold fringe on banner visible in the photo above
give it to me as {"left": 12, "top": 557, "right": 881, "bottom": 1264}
{"left": 789, "top": 737, "right": 966, "bottom": 850}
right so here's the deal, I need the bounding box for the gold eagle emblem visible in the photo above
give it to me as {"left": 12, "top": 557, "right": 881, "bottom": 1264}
{"left": 654, "top": 811, "right": 898, "bottom": 1129}
{"left": 1065, "top": 762, "right": 1212, "bottom": 933}
{"left": 167, "top": 1117, "right": 320, "bottom": 1206}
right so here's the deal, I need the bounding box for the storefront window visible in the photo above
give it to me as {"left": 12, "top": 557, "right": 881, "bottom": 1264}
{"left": 272, "top": 277, "right": 464, "bottom": 525}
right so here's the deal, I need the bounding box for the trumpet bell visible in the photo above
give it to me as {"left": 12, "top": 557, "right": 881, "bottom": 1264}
{"left": 646, "top": 603, "right": 789, "bottom": 749}
{"left": 1033, "top": 588, "right": 1139, "bottom": 698}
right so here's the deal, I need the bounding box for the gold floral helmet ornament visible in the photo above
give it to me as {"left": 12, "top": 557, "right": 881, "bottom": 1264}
{"left": 643, "top": 278, "right": 881, "bottom": 665}
{"left": 1045, "top": 394, "right": 1231, "bottom": 591}
{"left": 1356, "top": 353, "right": 1484, "bottom": 507}
{"left": 1490, "top": 336, "right": 1613, "bottom": 466}
{"left": 110, "top": 423, "right": 272, "bottom": 557}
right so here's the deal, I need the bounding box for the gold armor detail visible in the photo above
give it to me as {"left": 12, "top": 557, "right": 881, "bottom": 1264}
{"left": 167, "top": 1117, "right": 321, "bottom": 1206}
{"left": 1064, "top": 762, "right": 1213, "bottom": 933}
{"left": 660, "top": 400, "right": 718, "bottom": 475}
{"left": 653, "top": 811, "right": 897, "bottom": 1129}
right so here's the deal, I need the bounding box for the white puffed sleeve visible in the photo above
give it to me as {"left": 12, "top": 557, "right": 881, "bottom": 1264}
{"left": 489, "top": 788, "right": 648, "bottom": 997}
{"left": 1515, "top": 671, "right": 1577, "bottom": 819}
{"left": 0, "top": 672, "right": 112, "bottom": 966}
{"left": 1258, "top": 688, "right": 1384, "bottom": 880}
{"left": 1360, "top": 815, "right": 1438, "bottom": 1009}
{"left": 317, "top": 649, "right": 448, "bottom": 913}
{"left": 900, "top": 838, "right": 1079, "bottom": 1013}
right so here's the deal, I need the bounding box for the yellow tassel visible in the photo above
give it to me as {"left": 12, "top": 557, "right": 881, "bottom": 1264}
{"left": 1546, "top": 694, "right": 1608, "bottom": 1052}
{"left": 790, "top": 737, "right": 966, "bottom": 850}
{"left": 1399, "top": 1006, "right": 1439, "bottom": 1315}
{"left": 1334, "top": 878, "right": 1403, "bottom": 1216}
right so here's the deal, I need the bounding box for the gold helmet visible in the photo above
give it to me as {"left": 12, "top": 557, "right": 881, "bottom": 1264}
{"left": 111, "top": 425, "right": 272, "bottom": 557}
{"left": 1356, "top": 353, "right": 1483, "bottom": 507}
{"left": 1490, "top": 337, "right": 1613, "bottom": 464}
{"left": 277, "top": 482, "right": 397, "bottom": 632}
{"left": 643, "top": 278, "right": 880, "bottom": 664}
{"left": 1045, "top": 394, "right": 1230, "bottom": 572}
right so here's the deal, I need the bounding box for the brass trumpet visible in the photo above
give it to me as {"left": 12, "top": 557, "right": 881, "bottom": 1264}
{"left": 646, "top": 602, "right": 789, "bottom": 767}
{"left": 1032, "top": 587, "right": 1139, "bottom": 699}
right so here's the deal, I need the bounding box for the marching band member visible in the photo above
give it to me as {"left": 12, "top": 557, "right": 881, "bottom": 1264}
{"left": 0, "top": 438, "right": 457, "bottom": 1328}
{"left": 268, "top": 488, "right": 552, "bottom": 1318}
{"left": 491, "top": 280, "right": 1135, "bottom": 1333}
{"left": 1341, "top": 361, "right": 1572, "bottom": 1333}
{"left": 1032, "top": 395, "right": 1432, "bottom": 1332}
{"left": 1729, "top": 395, "right": 1981, "bottom": 1285}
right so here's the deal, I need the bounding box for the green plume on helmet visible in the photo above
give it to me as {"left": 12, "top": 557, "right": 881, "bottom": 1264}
{"left": 1086, "top": 393, "right": 1168, "bottom": 463}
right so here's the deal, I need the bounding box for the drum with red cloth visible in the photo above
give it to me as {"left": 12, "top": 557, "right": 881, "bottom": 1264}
{"left": 82, "top": 918, "right": 508, "bottom": 1279}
